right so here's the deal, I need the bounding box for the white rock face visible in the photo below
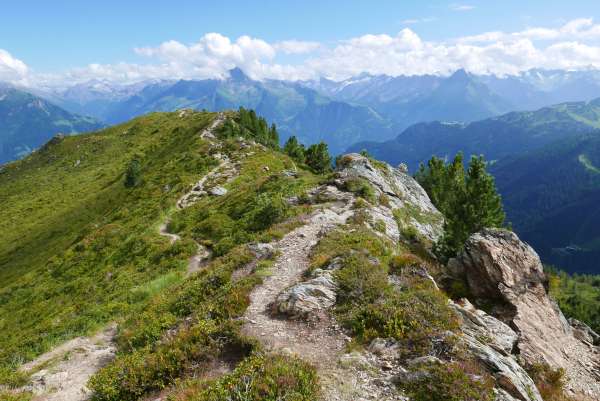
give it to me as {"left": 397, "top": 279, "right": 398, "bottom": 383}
{"left": 334, "top": 153, "right": 444, "bottom": 243}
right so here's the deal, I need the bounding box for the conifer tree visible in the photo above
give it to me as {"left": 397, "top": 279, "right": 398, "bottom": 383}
{"left": 304, "top": 142, "right": 332, "bottom": 174}
{"left": 283, "top": 136, "right": 305, "bottom": 162}
{"left": 416, "top": 153, "right": 505, "bottom": 259}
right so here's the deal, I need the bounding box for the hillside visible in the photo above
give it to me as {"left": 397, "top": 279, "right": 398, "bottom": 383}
{"left": 492, "top": 132, "right": 600, "bottom": 273}
{"left": 0, "top": 86, "right": 103, "bottom": 164}
{"left": 1, "top": 110, "right": 598, "bottom": 401}
{"left": 352, "top": 98, "right": 600, "bottom": 171}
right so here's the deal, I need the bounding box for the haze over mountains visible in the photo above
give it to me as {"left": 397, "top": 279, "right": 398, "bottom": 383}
{"left": 4, "top": 67, "right": 600, "bottom": 163}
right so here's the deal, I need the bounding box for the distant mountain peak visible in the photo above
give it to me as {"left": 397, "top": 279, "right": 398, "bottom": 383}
{"left": 448, "top": 68, "right": 471, "bottom": 81}
{"left": 228, "top": 67, "right": 251, "bottom": 82}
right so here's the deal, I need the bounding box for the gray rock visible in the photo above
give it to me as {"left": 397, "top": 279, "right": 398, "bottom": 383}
{"left": 334, "top": 153, "right": 443, "bottom": 242}
{"left": 248, "top": 243, "right": 276, "bottom": 260}
{"left": 570, "top": 318, "right": 600, "bottom": 346}
{"left": 368, "top": 338, "right": 400, "bottom": 360}
{"left": 452, "top": 229, "right": 600, "bottom": 396}
{"left": 273, "top": 271, "right": 337, "bottom": 319}
{"left": 208, "top": 186, "right": 228, "bottom": 196}
{"left": 451, "top": 299, "right": 517, "bottom": 354}
{"left": 451, "top": 301, "right": 543, "bottom": 401}
{"left": 406, "top": 355, "right": 443, "bottom": 367}
{"left": 494, "top": 388, "right": 521, "bottom": 401}
{"left": 281, "top": 170, "right": 298, "bottom": 178}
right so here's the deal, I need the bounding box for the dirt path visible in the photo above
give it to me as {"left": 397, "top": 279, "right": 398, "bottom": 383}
{"left": 241, "top": 202, "right": 354, "bottom": 365}
{"left": 159, "top": 112, "right": 233, "bottom": 275}
{"left": 158, "top": 219, "right": 180, "bottom": 244}
{"left": 19, "top": 325, "right": 117, "bottom": 401}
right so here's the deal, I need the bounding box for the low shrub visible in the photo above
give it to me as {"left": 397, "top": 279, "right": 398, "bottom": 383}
{"left": 343, "top": 177, "right": 376, "bottom": 203}
{"left": 399, "top": 361, "right": 495, "bottom": 401}
{"left": 335, "top": 254, "right": 388, "bottom": 305}
{"left": 372, "top": 219, "right": 386, "bottom": 233}
{"left": 526, "top": 363, "right": 574, "bottom": 401}
{"left": 342, "top": 284, "right": 459, "bottom": 355}
{"left": 388, "top": 253, "right": 423, "bottom": 275}
{"left": 170, "top": 353, "right": 319, "bottom": 401}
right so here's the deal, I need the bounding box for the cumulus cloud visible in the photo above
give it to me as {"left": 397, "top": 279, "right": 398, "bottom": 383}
{"left": 0, "top": 49, "right": 28, "bottom": 82}
{"left": 273, "top": 40, "right": 320, "bottom": 54}
{"left": 460, "top": 18, "right": 600, "bottom": 43}
{"left": 6, "top": 18, "right": 600, "bottom": 87}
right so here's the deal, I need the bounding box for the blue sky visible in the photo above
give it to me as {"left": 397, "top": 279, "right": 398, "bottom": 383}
{"left": 1, "top": 0, "right": 599, "bottom": 85}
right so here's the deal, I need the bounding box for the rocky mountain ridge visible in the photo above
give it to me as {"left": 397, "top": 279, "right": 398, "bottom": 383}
{"left": 1, "top": 113, "right": 598, "bottom": 401}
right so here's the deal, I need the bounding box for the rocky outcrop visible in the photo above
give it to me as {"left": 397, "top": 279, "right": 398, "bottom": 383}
{"left": 451, "top": 299, "right": 543, "bottom": 401}
{"left": 451, "top": 228, "right": 600, "bottom": 397}
{"left": 334, "top": 153, "right": 443, "bottom": 243}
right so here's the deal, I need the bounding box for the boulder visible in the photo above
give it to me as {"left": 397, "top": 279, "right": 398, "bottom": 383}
{"left": 570, "top": 318, "right": 600, "bottom": 346}
{"left": 334, "top": 153, "right": 443, "bottom": 242}
{"left": 247, "top": 242, "right": 276, "bottom": 260}
{"left": 273, "top": 272, "right": 337, "bottom": 319}
{"left": 208, "top": 186, "right": 227, "bottom": 196}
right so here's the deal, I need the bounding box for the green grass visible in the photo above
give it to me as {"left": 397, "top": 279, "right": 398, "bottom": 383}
{"left": 0, "top": 111, "right": 216, "bottom": 374}
{"left": 0, "top": 110, "right": 320, "bottom": 394}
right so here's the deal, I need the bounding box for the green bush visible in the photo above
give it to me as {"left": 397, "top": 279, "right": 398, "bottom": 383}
{"left": 172, "top": 353, "right": 319, "bottom": 401}
{"left": 526, "top": 363, "right": 575, "bottom": 401}
{"left": 399, "top": 362, "right": 494, "bottom": 401}
{"left": 335, "top": 254, "right": 388, "bottom": 305}
{"left": 124, "top": 158, "right": 142, "bottom": 188}
{"left": 304, "top": 142, "right": 332, "bottom": 174}
{"left": 343, "top": 177, "right": 376, "bottom": 203}
{"left": 246, "top": 193, "right": 289, "bottom": 232}
{"left": 343, "top": 284, "right": 458, "bottom": 354}
{"left": 388, "top": 253, "right": 423, "bottom": 275}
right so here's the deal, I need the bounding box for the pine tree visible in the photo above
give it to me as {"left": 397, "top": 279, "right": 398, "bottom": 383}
{"left": 416, "top": 153, "right": 505, "bottom": 260}
{"left": 464, "top": 156, "right": 505, "bottom": 232}
{"left": 283, "top": 136, "right": 305, "bottom": 162}
{"left": 124, "top": 159, "right": 141, "bottom": 188}
{"left": 305, "top": 142, "right": 332, "bottom": 174}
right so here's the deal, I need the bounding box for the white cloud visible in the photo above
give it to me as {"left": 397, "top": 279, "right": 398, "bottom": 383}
{"left": 6, "top": 18, "right": 600, "bottom": 87}
{"left": 450, "top": 4, "right": 475, "bottom": 11}
{"left": 460, "top": 18, "right": 600, "bottom": 43}
{"left": 401, "top": 17, "right": 437, "bottom": 25}
{"left": 273, "top": 40, "right": 320, "bottom": 54}
{"left": 0, "top": 49, "right": 28, "bottom": 82}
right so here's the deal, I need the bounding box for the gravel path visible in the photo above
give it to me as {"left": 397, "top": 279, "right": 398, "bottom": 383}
{"left": 19, "top": 326, "right": 117, "bottom": 401}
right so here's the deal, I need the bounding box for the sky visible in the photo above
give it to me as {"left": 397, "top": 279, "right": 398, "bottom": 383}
{"left": 1, "top": 0, "right": 600, "bottom": 87}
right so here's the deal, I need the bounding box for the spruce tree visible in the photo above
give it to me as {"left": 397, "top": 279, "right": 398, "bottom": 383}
{"left": 416, "top": 153, "right": 505, "bottom": 260}
{"left": 305, "top": 142, "right": 332, "bottom": 174}
{"left": 283, "top": 136, "right": 305, "bottom": 162}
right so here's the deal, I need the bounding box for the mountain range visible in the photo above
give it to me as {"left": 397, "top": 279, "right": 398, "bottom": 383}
{"left": 0, "top": 85, "right": 102, "bottom": 164}
{"left": 4, "top": 67, "right": 600, "bottom": 164}
{"left": 351, "top": 98, "right": 600, "bottom": 170}
{"left": 1, "top": 110, "right": 598, "bottom": 400}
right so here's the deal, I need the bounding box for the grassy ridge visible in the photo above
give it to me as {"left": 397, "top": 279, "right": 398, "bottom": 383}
{"left": 0, "top": 111, "right": 217, "bottom": 370}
